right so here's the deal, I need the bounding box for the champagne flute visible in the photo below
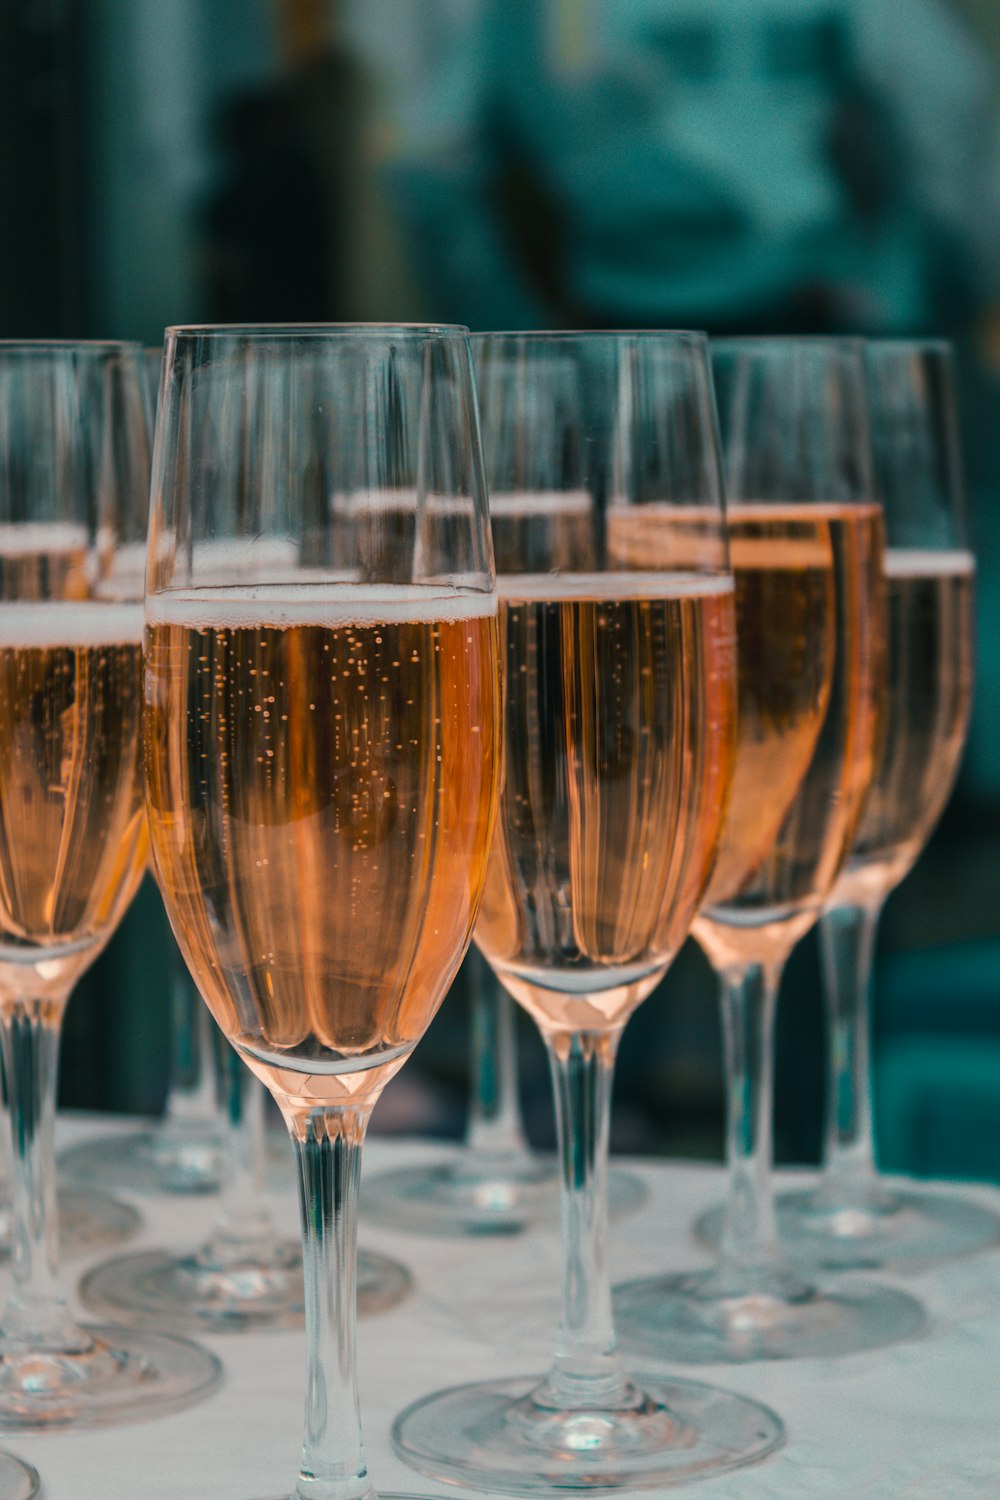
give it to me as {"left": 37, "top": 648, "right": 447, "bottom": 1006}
{"left": 0, "top": 424, "right": 145, "bottom": 1247}
{"left": 774, "top": 339, "right": 996, "bottom": 1267}
{"left": 144, "top": 323, "right": 501, "bottom": 1498}
{"left": 0, "top": 341, "right": 220, "bottom": 1427}
{"left": 80, "top": 344, "right": 412, "bottom": 1330}
{"left": 58, "top": 343, "right": 228, "bottom": 1195}
{"left": 613, "top": 338, "right": 925, "bottom": 1363}
{"left": 392, "top": 331, "right": 782, "bottom": 1493}
{"left": 362, "top": 359, "right": 645, "bottom": 1234}
{"left": 86, "top": 342, "right": 408, "bottom": 1313}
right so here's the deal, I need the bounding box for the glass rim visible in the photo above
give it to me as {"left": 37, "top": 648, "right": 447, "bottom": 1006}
{"left": 865, "top": 336, "right": 953, "bottom": 357}
{"left": 164, "top": 322, "right": 471, "bottom": 340}
{"left": 0, "top": 339, "right": 142, "bottom": 353}
{"left": 710, "top": 335, "right": 864, "bottom": 354}
{"left": 471, "top": 328, "right": 708, "bottom": 343}
{"left": 144, "top": 578, "right": 501, "bottom": 610}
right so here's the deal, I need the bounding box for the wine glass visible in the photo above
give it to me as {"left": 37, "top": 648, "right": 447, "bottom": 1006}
{"left": 79, "top": 341, "right": 412, "bottom": 1331}
{"left": 773, "top": 339, "right": 997, "bottom": 1268}
{"left": 0, "top": 341, "right": 220, "bottom": 1428}
{"left": 613, "top": 338, "right": 926, "bottom": 1364}
{"left": 58, "top": 343, "right": 228, "bottom": 1196}
{"left": 143, "top": 323, "right": 501, "bottom": 1498}
{"left": 392, "top": 331, "right": 782, "bottom": 1493}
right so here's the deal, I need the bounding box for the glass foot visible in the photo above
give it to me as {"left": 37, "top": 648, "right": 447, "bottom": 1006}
{"left": 773, "top": 1184, "right": 1000, "bottom": 1271}
{"left": 60, "top": 1127, "right": 226, "bottom": 1195}
{"left": 392, "top": 1371, "right": 782, "bottom": 1493}
{"left": 78, "top": 1239, "right": 305, "bottom": 1332}
{"left": 0, "top": 1323, "right": 220, "bottom": 1431}
{"left": 362, "top": 1156, "right": 646, "bottom": 1236}
{"left": 613, "top": 1265, "right": 926, "bottom": 1363}
{"left": 357, "top": 1247, "right": 413, "bottom": 1315}
{"left": 79, "top": 1242, "right": 410, "bottom": 1331}
{"left": 0, "top": 1452, "right": 37, "bottom": 1500}
{"left": 0, "top": 1187, "right": 140, "bottom": 1262}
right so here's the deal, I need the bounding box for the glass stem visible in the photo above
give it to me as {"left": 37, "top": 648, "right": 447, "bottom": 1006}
{"left": 718, "top": 961, "right": 783, "bottom": 1271}
{"left": 465, "top": 951, "right": 527, "bottom": 1158}
{"left": 536, "top": 1027, "right": 631, "bottom": 1410}
{"left": 819, "top": 900, "right": 883, "bottom": 1207}
{"left": 163, "top": 950, "right": 217, "bottom": 1131}
{"left": 289, "top": 1105, "right": 375, "bottom": 1500}
{"left": 210, "top": 1050, "right": 273, "bottom": 1252}
{"left": 0, "top": 996, "right": 86, "bottom": 1351}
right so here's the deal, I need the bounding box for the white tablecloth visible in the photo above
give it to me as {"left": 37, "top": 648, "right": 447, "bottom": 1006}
{"left": 8, "top": 1119, "right": 1000, "bottom": 1498}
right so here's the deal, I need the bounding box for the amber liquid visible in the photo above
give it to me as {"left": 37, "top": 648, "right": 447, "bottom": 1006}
{"left": 694, "top": 503, "right": 885, "bottom": 970}
{"left": 834, "top": 549, "right": 974, "bottom": 906}
{"left": 0, "top": 602, "right": 147, "bottom": 996}
{"left": 145, "top": 585, "right": 501, "bottom": 1108}
{"left": 703, "top": 512, "right": 837, "bottom": 908}
{"left": 475, "top": 573, "right": 736, "bottom": 1034}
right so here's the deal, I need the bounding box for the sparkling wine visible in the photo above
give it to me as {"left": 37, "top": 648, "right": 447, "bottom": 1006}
{"left": 833, "top": 548, "right": 974, "bottom": 905}
{"left": 475, "top": 572, "right": 736, "bottom": 1033}
{"left": 702, "top": 510, "right": 837, "bottom": 908}
{"left": 144, "top": 584, "right": 501, "bottom": 1106}
{"left": 694, "top": 503, "right": 885, "bottom": 969}
{"left": 0, "top": 602, "right": 147, "bottom": 992}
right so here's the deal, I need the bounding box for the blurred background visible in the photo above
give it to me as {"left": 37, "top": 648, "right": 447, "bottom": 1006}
{"left": 5, "top": 0, "right": 999, "bottom": 1180}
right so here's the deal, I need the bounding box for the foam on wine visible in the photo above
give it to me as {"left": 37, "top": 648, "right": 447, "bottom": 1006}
{"left": 496, "top": 571, "right": 734, "bottom": 601}
{"left": 884, "top": 548, "right": 975, "bottom": 579}
{"left": 146, "top": 582, "right": 498, "bottom": 630}
{"left": 0, "top": 600, "right": 143, "bottom": 647}
{"left": 0, "top": 522, "right": 89, "bottom": 555}
{"left": 490, "top": 491, "right": 591, "bottom": 516}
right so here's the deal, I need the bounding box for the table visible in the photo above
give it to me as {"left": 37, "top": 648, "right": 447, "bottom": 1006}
{"left": 8, "top": 1120, "right": 1000, "bottom": 1498}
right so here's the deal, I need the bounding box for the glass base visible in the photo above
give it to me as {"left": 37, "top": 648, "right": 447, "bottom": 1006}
{"left": 0, "top": 1323, "right": 220, "bottom": 1431}
{"left": 79, "top": 1242, "right": 410, "bottom": 1331}
{"left": 60, "top": 1126, "right": 226, "bottom": 1195}
{"left": 613, "top": 1264, "right": 926, "bottom": 1363}
{"left": 0, "top": 1187, "right": 140, "bottom": 1262}
{"left": 772, "top": 1183, "right": 1000, "bottom": 1271}
{"left": 393, "top": 1371, "right": 782, "bottom": 1493}
{"left": 362, "top": 1156, "right": 646, "bottom": 1237}
{"left": 0, "top": 1452, "right": 37, "bottom": 1500}
{"left": 357, "top": 1247, "right": 413, "bottom": 1316}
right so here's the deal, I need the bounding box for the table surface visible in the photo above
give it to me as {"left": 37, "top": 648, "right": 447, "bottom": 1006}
{"left": 6, "top": 1118, "right": 1000, "bottom": 1500}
